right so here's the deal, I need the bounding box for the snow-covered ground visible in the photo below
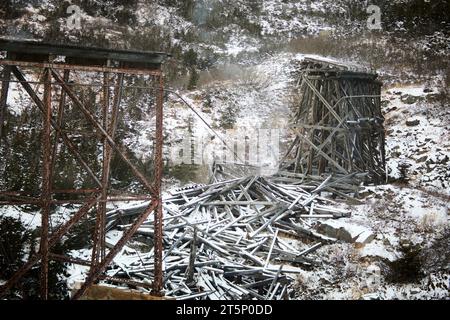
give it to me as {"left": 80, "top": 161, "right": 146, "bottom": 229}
{"left": 383, "top": 85, "right": 450, "bottom": 194}
{"left": 298, "top": 182, "right": 448, "bottom": 299}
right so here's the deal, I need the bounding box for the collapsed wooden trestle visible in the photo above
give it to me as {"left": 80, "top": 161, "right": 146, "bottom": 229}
{"left": 282, "top": 59, "right": 386, "bottom": 184}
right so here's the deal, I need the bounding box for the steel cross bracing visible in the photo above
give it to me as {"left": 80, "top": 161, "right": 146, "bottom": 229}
{"left": 0, "top": 58, "right": 165, "bottom": 299}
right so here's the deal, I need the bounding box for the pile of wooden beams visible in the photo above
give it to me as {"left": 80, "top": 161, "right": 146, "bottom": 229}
{"left": 99, "top": 175, "right": 350, "bottom": 300}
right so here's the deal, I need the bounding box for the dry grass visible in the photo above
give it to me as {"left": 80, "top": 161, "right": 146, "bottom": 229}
{"left": 287, "top": 32, "right": 448, "bottom": 84}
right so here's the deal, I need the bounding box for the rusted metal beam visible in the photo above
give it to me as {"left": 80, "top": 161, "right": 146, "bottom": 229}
{"left": 0, "top": 39, "right": 169, "bottom": 66}
{"left": 50, "top": 70, "right": 70, "bottom": 187}
{"left": 10, "top": 66, "right": 102, "bottom": 187}
{"left": 0, "top": 196, "right": 152, "bottom": 205}
{"left": 91, "top": 72, "right": 111, "bottom": 266}
{"left": 92, "top": 72, "right": 123, "bottom": 266}
{"left": 109, "top": 74, "right": 123, "bottom": 140}
{"left": 50, "top": 197, "right": 153, "bottom": 204}
{"left": 52, "top": 68, "right": 156, "bottom": 195}
{"left": 0, "top": 191, "right": 37, "bottom": 196}
{"left": 99, "top": 72, "right": 111, "bottom": 264}
{"left": 0, "top": 65, "right": 11, "bottom": 145}
{"left": 72, "top": 201, "right": 157, "bottom": 300}
{"left": 0, "top": 78, "right": 161, "bottom": 90}
{"left": 0, "top": 196, "right": 99, "bottom": 298}
{"left": 98, "top": 73, "right": 124, "bottom": 262}
{"left": 0, "top": 60, "right": 162, "bottom": 76}
{"left": 50, "top": 253, "right": 92, "bottom": 267}
{"left": 152, "top": 75, "right": 164, "bottom": 295}
{"left": 52, "top": 189, "right": 101, "bottom": 194}
{"left": 39, "top": 67, "right": 52, "bottom": 300}
{"left": 0, "top": 199, "right": 41, "bottom": 205}
{"left": 0, "top": 192, "right": 41, "bottom": 204}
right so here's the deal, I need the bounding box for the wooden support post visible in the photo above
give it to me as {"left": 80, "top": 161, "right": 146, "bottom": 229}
{"left": 186, "top": 227, "right": 197, "bottom": 284}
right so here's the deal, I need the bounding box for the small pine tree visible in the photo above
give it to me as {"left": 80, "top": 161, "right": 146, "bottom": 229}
{"left": 187, "top": 68, "right": 199, "bottom": 90}
{"left": 0, "top": 217, "right": 69, "bottom": 300}
{"left": 0, "top": 217, "right": 32, "bottom": 279}
{"left": 183, "top": 49, "right": 199, "bottom": 90}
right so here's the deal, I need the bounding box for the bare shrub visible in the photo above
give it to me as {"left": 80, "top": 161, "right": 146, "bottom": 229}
{"left": 386, "top": 243, "right": 424, "bottom": 284}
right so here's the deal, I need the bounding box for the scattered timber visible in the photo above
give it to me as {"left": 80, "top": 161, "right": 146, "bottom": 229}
{"left": 93, "top": 175, "right": 350, "bottom": 300}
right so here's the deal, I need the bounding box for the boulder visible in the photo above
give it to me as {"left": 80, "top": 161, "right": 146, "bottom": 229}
{"left": 406, "top": 119, "right": 420, "bottom": 127}
{"left": 316, "top": 220, "right": 375, "bottom": 244}
{"left": 401, "top": 94, "right": 420, "bottom": 105}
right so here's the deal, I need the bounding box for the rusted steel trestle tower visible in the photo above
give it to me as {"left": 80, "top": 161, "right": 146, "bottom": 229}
{"left": 0, "top": 38, "right": 169, "bottom": 299}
